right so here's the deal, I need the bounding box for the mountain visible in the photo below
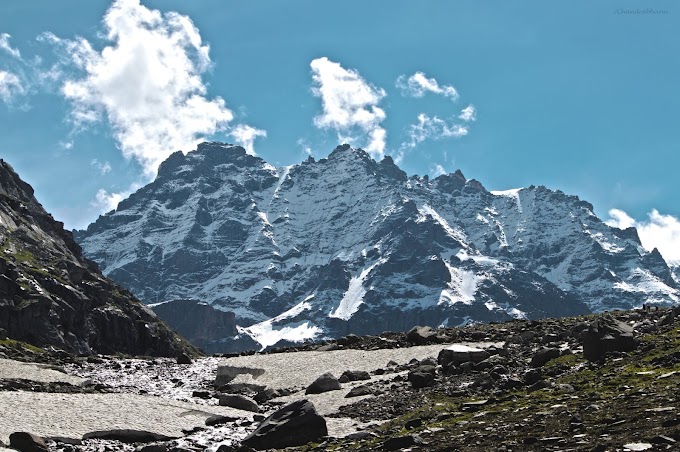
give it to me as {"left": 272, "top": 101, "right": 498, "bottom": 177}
{"left": 0, "top": 159, "right": 196, "bottom": 357}
{"left": 74, "top": 143, "right": 679, "bottom": 351}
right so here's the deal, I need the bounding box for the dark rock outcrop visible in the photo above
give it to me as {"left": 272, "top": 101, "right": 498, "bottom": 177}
{"left": 0, "top": 159, "right": 196, "bottom": 357}
{"left": 241, "top": 399, "right": 327, "bottom": 450}
{"left": 151, "top": 299, "right": 238, "bottom": 354}
{"left": 82, "top": 430, "right": 176, "bottom": 443}
{"left": 305, "top": 373, "right": 341, "bottom": 394}
{"left": 9, "top": 432, "right": 48, "bottom": 452}
{"left": 582, "top": 315, "right": 637, "bottom": 361}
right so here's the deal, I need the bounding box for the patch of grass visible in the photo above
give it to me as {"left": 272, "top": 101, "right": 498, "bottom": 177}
{"left": 0, "top": 338, "right": 45, "bottom": 354}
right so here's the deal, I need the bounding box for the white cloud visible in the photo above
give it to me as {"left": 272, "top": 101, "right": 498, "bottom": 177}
{"left": 229, "top": 124, "right": 266, "bottom": 156}
{"left": 396, "top": 72, "right": 459, "bottom": 101}
{"left": 606, "top": 208, "right": 680, "bottom": 265}
{"left": 310, "top": 57, "right": 387, "bottom": 159}
{"left": 0, "top": 33, "right": 21, "bottom": 59}
{"left": 47, "top": 0, "right": 235, "bottom": 178}
{"left": 91, "top": 188, "right": 127, "bottom": 213}
{"left": 297, "top": 138, "right": 313, "bottom": 157}
{"left": 459, "top": 104, "right": 476, "bottom": 122}
{"left": 404, "top": 113, "right": 468, "bottom": 149}
{"left": 432, "top": 164, "right": 447, "bottom": 177}
{"left": 0, "top": 70, "right": 25, "bottom": 103}
{"left": 91, "top": 159, "right": 112, "bottom": 175}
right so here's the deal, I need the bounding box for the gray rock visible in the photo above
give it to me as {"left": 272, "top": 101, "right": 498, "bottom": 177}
{"left": 9, "top": 432, "right": 48, "bottom": 452}
{"left": 305, "top": 373, "right": 341, "bottom": 394}
{"left": 241, "top": 399, "right": 327, "bottom": 450}
{"left": 219, "top": 394, "right": 260, "bottom": 412}
{"left": 176, "top": 353, "right": 192, "bottom": 365}
{"left": 531, "top": 347, "right": 560, "bottom": 367}
{"left": 339, "top": 370, "right": 371, "bottom": 383}
{"left": 408, "top": 365, "right": 436, "bottom": 388}
{"left": 345, "top": 385, "right": 372, "bottom": 398}
{"left": 383, "top": 434, "right": 423, "bottom": 450}
{"left": 406, "top": 326, "right": 438, "bottom": 345}
{"left": 82, "top": 430, "right": 176, "bottom": 443}
{"left": 438, "top": 345, "right": 490, "bottom": 367}
{"left": 582, "top": 315, "right": 637, "bottom": 361}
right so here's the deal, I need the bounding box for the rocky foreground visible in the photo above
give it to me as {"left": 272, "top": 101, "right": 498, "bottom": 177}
{"left": 2, "top": 306, "right": 680, "bottom": 451}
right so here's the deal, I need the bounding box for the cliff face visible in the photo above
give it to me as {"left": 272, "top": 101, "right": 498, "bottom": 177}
{"left": 75, "top": 143, "right": 678, "bottom": 351}
{"left": 0, "top": 159, "right": 197, "bottom": 357}
{"left": 150, "top": 299, "right": 239, "bottom": 354}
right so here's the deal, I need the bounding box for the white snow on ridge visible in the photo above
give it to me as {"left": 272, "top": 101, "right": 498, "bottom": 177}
{"left": 456, "top": 249, "right": 502, "bottom": 267}
{"left": 330, "top": 259, "right": 385, "bottom": 320}
{"left": 241, "top": 295, "right": 321, "bottom": 350}
{"left": 584, "top": 230, "right": 625, "bottom": 254}
{"left": 439, "top": 260, "right": 479, "bottom": 306}
{"left": 491, "top": 188, "right": 523, "bottom": 212}
{"left": 418, "top": 204, "right": 467, "bottom": 243}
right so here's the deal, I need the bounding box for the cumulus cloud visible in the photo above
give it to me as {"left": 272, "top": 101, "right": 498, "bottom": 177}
{"left": 404, "top": 113, "right": 468, "bottom": 149}
{"left": 0, "top": 70, "right": 25, "bottom": 103}
{"left": 459, "top": 104, "right": 476, "bottom": 122}
{"left": 396, "top": 71, "right": 459, "bottom": 101}
{"left": 91, "top": 159, "right": 112, "bottom": 175}
{"left": 606, "top": 209, "right": 680, "bottom": 265}
{"left": 91, "top": 188, "right": 128, "bottom": 213}
{"left": 310, "top": 57, "right": 387, "bottom": 159}
{"left": 229, "top": 124, "right": 266, "bottom": 156}
{"left": 46, "top": 0, "right": 235, "bottom": 177}
{"left": 0, "top": 33, "right": 21, "bottom": 59}
{"left": 432, "top": 164, "right": 447, "bottom": 177}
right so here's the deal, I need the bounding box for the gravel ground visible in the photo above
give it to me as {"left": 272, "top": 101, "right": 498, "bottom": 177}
{"left": 0, "top": 392, "right": 252, "bottom": 445}
{"left": 224, "top": 343, "right": 502, "bottom": 390}
{"left": 0, "top": 359, "right": 84, "bottom": 385}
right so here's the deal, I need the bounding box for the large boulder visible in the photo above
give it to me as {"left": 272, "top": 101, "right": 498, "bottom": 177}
{"left": 406, "top": 326, "right": 438, "bottom": 345}
{"left": 438, "top": 344, "right": 490, "bottom": 367}
{"left": 305, "top": 373, "right": 341, "bottom": 394}
{"left": 219, "top": 394, "right": 260, "bottom": 412}
{"left": 9, "top": 432, "right": 48, "bottom": 452}
{"left": 408, "top": 365, "right": 436, "bottom": 388}
{"left": 582, "top": 315, "right": 637, "bottom": 361}
{"left": 241, "top": 399, "right": 327, "bottom": 450}
{"left": 530, "top": 347, "right": 560, "bottom": 368}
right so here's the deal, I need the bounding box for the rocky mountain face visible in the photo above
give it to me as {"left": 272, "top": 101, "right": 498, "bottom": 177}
{"left": 74, "top": 142, "right": 679, "bottom": 351}
{"left": 150, "top": 299, "right": 238, "bottom": 354}
{"left": 0, "top": 159, "right": 196, "bottom": 357}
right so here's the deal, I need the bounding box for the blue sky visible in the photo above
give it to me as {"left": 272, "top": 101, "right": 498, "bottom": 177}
{"left": 1, "top": 0, "right": 679, "bottom": 262}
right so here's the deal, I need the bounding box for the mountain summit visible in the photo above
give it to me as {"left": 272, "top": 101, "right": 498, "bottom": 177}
{"left": 75, "top": 143, "right": 678, "bottom": 351}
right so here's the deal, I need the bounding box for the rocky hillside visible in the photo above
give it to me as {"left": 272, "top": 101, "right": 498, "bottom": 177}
{"left": 75, "top": 142, "right": 679, "bottom": 351}
{"left": 0, "top": 159, "right": 196, "bottom": 357}
{"left": 2, "top": 306, "right": 679, "bottom": 451}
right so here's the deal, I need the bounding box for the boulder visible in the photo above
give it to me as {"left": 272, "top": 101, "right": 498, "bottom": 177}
{"left": 338, "top": 370, "right": 371, "bottom": 383}
{"left": 219, "top": 394, "right": 260, "bottom": 412}
{"left": 438, "top": 344, "right": 489, "bottom": 367}
{"left": 582, "top": 315, "right": 637, "bottom": 361}
{"left": 9, "top": 432, "right": 48, "bottom": 452}
{"left": 408, "top": 365, "right": 436, "bottom": 388}
{"left": 241, "top": 399, "right": 327, "bottom": 450}
{"left": 206, "top": 414, "right": 239, "bottom": 427}
{"left": 176, "top": 353, "right": 192, "bottom": 365}
{"left": 82, "top": 430, "right": 175, "bottom": 443}
{"left": 345, "top": 385, "right": 372, "bottom": 398}
{"left": 406, "top": 326, "right": 438, "bottom": 345}
{"left": 305, "top": 373, "right": 341, "bottom": 394}
{"left": 530, "top": 347, "right": 560, "bottom": 368}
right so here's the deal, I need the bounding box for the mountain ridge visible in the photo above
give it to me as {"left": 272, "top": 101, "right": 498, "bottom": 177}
{"left": 74, "top": 142, "right": 679, "bottom": 351}
{"left": 0, "top": 158, "right": 196, "bottom": 357}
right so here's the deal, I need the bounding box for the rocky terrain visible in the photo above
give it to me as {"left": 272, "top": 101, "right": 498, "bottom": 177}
{"left": 0, "top": 159, "right": 196, "bottom": 357}
{"left": 75, "top": 142, "right": 679, "bottom": 352}
{"left": 1, "top": 306, "right": 680, "bottom": 451}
